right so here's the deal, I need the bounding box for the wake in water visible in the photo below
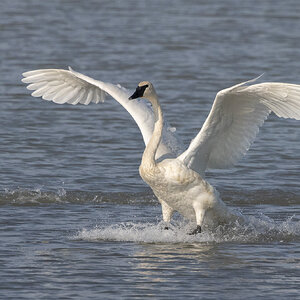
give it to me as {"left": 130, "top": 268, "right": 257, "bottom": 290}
{"left": 73, "top": 214, "right": 300, "bottom": 244}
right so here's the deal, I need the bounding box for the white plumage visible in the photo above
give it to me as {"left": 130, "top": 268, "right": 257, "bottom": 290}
{"left": 22, "top": 68, "right": 300, "bottom": 233}
{"left": 22, "top": 67, "right": 182, "bottom": 160}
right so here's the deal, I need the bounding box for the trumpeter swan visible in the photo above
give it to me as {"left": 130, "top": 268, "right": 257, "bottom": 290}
{"left": 22, "top": 68, "right": 300, "bottom": 234}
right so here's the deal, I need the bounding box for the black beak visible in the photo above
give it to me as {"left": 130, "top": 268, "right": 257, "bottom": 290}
{"left": 129, "top": 88, "right": 140, "bottom": 100}
{"left": 128, "top": 84, "right": 149, "bottom": 100}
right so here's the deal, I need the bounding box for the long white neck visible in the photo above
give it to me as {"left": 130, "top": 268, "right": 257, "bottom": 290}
{"left": 142, "top": 92, "right": 163, "bottom": 167}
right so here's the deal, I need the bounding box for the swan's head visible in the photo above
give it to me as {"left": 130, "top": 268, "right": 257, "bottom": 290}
{"left": 129, "top": 81, "right": 155, "bottom": 100}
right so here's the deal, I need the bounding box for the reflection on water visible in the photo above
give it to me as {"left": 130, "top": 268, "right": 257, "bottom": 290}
{"left": 132, "top": 243, "right": 217, "bottom": 285}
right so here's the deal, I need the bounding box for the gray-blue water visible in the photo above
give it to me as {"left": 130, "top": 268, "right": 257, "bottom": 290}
{"left": 1, "top": 0, "right": 299, "bottom": 299}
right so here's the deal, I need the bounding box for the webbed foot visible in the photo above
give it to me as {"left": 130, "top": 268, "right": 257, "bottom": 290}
{"left": 189, "top": 225, "right": 202, "bottom": 235}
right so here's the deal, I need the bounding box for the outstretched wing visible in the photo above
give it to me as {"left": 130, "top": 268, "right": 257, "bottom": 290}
{"left": 22, "top": 67, "right": 183, "bottom": 159}
{"left": 178, "top": 77, "right": 300, "bottom": 176}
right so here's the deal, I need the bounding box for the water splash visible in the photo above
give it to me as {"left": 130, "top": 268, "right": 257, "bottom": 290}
{"left": 73, "top": 215, "right": 300, "bottom": 244}
{"left": 1, "top": 188, "right": 67, "bottom": 205}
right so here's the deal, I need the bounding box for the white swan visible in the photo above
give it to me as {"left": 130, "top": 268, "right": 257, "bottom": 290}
{"left": 22, "top": 68, "right": 300, "bottom": 234}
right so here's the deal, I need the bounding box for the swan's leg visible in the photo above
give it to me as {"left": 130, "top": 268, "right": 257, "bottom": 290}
{"left": 160, "top": 199, "right": 174, "bottom": 230}
{"left": 190, "top": 204, "right": 206, "bottom": 235}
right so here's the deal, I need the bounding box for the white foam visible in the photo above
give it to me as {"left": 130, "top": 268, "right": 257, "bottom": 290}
{"left": 73, "top": 215, "right": 300, "bottom": 244}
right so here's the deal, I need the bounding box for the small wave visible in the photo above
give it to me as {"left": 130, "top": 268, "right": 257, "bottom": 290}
{"left": 221, "top": 188, "right": 300, "bottom": 206}
{"left": 1, "top": 188, "right": 299, "bottom": 206}
{"left": 72, "top": 215, "right": 300, "bottom": 244}
{"left": 0, "top": 188, "right": 68, "bottom": 205}
{"left": 0, "top": 188, "right": 155, "bottom": 206}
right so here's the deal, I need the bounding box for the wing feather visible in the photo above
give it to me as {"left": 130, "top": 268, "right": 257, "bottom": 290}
{"left": 81, "top": 88, "right": 94, "bottom": 105}
{"left": 178, "top": 79, "right": 300, "bottom": 175}
{"left": 31, "top": 85, "right": 52, "bottom": 97}
{"left": 22, "top": 67, "right": 184, "bottom": 159}
{"left": 71, "top": 88, "right": 86, "bottom": 105}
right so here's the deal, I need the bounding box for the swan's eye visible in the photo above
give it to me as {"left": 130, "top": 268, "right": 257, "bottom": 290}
{"left": 136, "top": 84, "right": 148, "bottom": 96}
{"left": 138, "top": 84, "right": 148, "bottom": 93}
{"left": 129, "top": 84, "right": 149, "bottom": 100}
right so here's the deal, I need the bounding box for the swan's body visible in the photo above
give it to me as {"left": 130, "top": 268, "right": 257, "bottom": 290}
{"left": 140, "top": 157, "right": 235, "bottom": 230}
{"left": 22, "top": 68, "right": 300, "bottom": 233}
{"left": 129, "top": 82, "right": 239, "bottom": 232}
